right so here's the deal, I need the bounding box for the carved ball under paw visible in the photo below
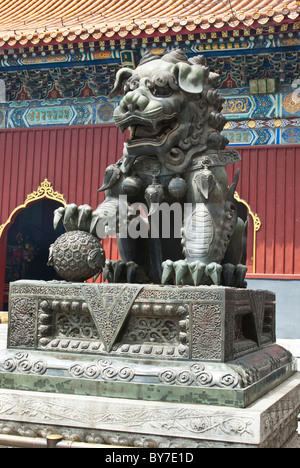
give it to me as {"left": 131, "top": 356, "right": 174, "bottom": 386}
{"left": 48, "top": 230, "right": 105, "bottom": 282}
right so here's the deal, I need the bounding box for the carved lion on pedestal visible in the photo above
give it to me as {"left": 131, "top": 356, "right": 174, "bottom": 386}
{"left": 53, "top": 50, "right": 247, "bottom": 287}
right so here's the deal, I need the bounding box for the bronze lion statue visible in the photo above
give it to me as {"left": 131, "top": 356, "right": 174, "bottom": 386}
{"left": 53, "top": 49, "right": 247, "bottom": 287}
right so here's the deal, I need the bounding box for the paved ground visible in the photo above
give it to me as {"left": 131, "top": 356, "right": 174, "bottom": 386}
{"left": 0, "top": 324, "right": 7, "bottom": 349}
{"left": 278, "top": 339, "right": 300, "bottom": 370}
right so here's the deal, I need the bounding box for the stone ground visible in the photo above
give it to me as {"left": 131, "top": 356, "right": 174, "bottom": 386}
{"left": 0, "top": 320, "right": 298, "bottom": 448}
{"left": 0, "top": 323, "right": 6, "bottom": 348}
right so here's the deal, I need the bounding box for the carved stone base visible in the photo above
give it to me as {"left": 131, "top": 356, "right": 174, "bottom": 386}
{"left": 0, "top": 344, "right": 295, "bottom": 409}
{"left": 0, "top": 374, "right": 298, "bottom": 448}
{"left": 8, "top": 280, "right": 279, "bottom": 361}
{"left": 4, "top": 280, "right": 296, "bottom": 409}
{"left": 2, "top": 279, "right": 299, "bottom": 447}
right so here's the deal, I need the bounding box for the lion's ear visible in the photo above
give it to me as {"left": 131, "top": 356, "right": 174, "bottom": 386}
{"left": 173, "top": 62, "right": 207, "bottom": 94}
{"left": 109, "top": 68, "right": 134, "bottom": 98}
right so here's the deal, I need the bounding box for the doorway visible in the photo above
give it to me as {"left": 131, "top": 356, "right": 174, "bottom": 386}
{"left": 4, "top": 199, "right": 65, "bottom": 310}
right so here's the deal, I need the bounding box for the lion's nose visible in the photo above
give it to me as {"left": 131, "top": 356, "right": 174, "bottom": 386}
{"left": 120, "top": 91, "right": 150, "bottom": 113}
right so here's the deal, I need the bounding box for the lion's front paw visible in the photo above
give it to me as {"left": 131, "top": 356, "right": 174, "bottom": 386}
{"left": 103, "top": 260, "right": 148, "bottom": 284}
{"left": 54, "top": 204, "right": 93, "bottom": 232}
{"left": 161, "top": 260, "right": 247, "bottom": 287}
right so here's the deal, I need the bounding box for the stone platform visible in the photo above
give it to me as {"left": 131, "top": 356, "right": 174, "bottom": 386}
{"left": 2, "top": 280, "right": 296, "bottom": 408}
{"left": 0, "top": 374, "right": 298, "bottom": 448}
{"left": 0, "top": 279, "right": 298, "bottom": 447}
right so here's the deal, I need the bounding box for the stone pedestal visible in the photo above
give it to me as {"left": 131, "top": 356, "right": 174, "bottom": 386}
{"left": 0, "top": 280, "right": 298, "bottom": 447}
{"left": 7, "top": 280, "right": 279, "bottom": 363}
{"left": 0, "top": 375, "right": 298, "bottom": 448}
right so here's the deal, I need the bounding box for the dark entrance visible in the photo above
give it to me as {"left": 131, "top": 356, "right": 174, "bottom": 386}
{"left": 4, "top": 199, "right": 65, "bottom": 310}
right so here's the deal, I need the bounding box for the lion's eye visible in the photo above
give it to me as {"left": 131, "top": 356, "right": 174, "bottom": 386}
{"left": 151, "top": 84, "right": 173, "bottom": 97}
{"left": 124, "top": 79, "right": 140, "bottom": 94}
{"left": 148, "top": 71, "right": 177, "bottom": 97}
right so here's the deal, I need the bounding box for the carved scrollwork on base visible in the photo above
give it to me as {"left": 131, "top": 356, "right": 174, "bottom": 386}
{"left": 158, "top": 363, "right": 240, "bottom": 389}
{"left": 2, "top": 352, "right": 47, "bottom": 375}
{"left": 69, "top": 359, "right": 135, "bottom": 383}
{"left": 8, "top": 298, "right": 36, "bottom": 348}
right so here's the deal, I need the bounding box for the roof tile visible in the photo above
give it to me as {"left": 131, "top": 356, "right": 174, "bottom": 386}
{"left": 0, "top": 0, "right": 297, "bottom": 46}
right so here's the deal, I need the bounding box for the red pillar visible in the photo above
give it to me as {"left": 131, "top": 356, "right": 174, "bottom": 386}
{"left": 0, "top": 230, "right": 7, "bottom": 310}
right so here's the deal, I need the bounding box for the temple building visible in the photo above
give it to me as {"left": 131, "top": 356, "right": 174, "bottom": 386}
{"left": 0, "top": 0, "right": 299, "bottom": 339}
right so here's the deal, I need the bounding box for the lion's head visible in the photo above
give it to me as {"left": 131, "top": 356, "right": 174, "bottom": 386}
{"left": 110, "top": 50, "right": 228, "bottom": 171}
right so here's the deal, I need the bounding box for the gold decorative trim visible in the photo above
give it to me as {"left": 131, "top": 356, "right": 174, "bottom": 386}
{"left": 0, "top": 179, "right": 66, "bottom": 240}
{"left": 234, "top": 191, "right": 262, "bottom": 274}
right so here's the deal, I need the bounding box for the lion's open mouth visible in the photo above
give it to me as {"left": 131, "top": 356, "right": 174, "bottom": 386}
{"left": 126, "top": 119, "right": 179, "bottom": 146}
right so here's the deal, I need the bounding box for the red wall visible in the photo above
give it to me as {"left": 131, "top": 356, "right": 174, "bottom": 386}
{"left": 0, "top": 125, "right": 299, "bottom": 308}
{"left": 0, "top": 125, "right": 125, "bottom": 222}
{"left": 227, "top": 145, "right": 300, "bottom": 278}
{"left": 0, "top": 125, "right": 124, "bottom": 308}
